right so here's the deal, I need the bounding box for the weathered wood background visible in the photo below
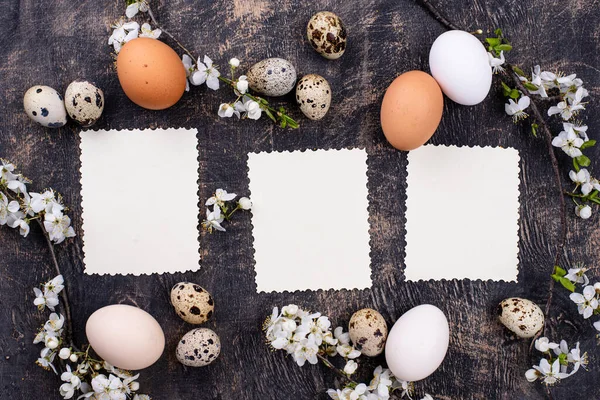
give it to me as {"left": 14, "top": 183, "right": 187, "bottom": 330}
{"left": 1, "top": 0, "right": 600, "bottom": 399}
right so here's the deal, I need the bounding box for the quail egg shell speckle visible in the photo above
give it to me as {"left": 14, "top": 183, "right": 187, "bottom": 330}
{"left": 348, "top": 308, "right": 388, "bottom": 357}
{"left": 296, "top": 74, "right": 332, "bottom": 120}
{"left": 498, "top": 297, "right": 544, "bottom": 338}
{"left": 64, "top": 80, "right": 104, "bottom": 127}
{"left": 176, "top": 328, "right": 221, "bottom": 367}
{"left": 246, "top": 58, "right": 297, "bottom": 97}
{"left": 170, "top": 282, "right": 214, "bottom": 325}
{"left": 307, "top": 11, "right": 347, "bottom": 60}
{"left": 23, "top": 85, "right": 67, "bottom": 128}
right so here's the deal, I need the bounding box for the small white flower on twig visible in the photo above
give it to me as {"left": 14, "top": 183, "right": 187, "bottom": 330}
{"left": 190, "top": 55, "right": 220, "bottom": 90}
{"left": 548, "top": 87, "right": 586, "bottom": 120}
{"left": 488, "top": 51, "right": 505, "bottom": 73}
{"left": 552, "top": 129, "right": 584, "bottom": 158}
{"left": 505, "top": 96, "right": 530, "bottom": 122}
{"left": 202, "top": 206, "right": 225, "bottom": 232}
{"left": 238, "top": 197, "right": 252, "bottom": 210}
{"left": 236, "top": 75, "right": 249, "bottom": 94}
{"left": 570, "top": 285, "right": 598, "bottom": 318}
{"left": 564, "top": 266, "right": 590, "bottom": 285}
{"left": 139, "top": 23, "right": 161, "bottom": 39}
{"left": 205, "top": 189, "right": 237, "bottom": 207}
{"left": 534, "top": 337, "right": 558, "bottom": 353}
{"left": 125, "top": 0, "right": 149, "bottom": 18}
{"left": 229, "top": 58, "right": 240, "bottom": 68}
{"left": 108, "top": 19, "right": 139, "bottom": 54}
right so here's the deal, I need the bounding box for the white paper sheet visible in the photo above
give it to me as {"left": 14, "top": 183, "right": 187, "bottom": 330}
{"left": 80, "top": 128, "right": 200, "bottom": 275}
{"left": 404, "top": 145, "right": 520, "bottom": 282}
{"left": 248, "top": 148, "right": 372, "bottom": 292}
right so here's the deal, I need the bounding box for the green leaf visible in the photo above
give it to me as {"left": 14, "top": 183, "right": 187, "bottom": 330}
{"left": 573, "top": 157, "right": 580, "bottom": 172}
{"left": 553, "top": 266, "right": 567, "bottom": 277}
{"left": 494, "top": 28, "right": 503, "bottom": 37}
{"left": 512, "top": 66, "right": 526, "bottom": 77}
{"left": 509, "top": 89, "right": 520, "bottom": 99}
{"left": 590, "top": 190, "right": 598, "bottom": 200}
{"left": 496, "top": 44, "right": 513, "bottom": 52}
{"left": 576, "top": 155, "right": 591, "bottom": 167}
{"left": 486, "top": 38, "right": 501, "bottom": 47}
{"left": 531, "top": 123, "right": 538, "bottom": 137}
{"left": 580, "top": 140, "right": 596, "bottom": 150}
{"left": 501, "top": 82, "right": 512, "bottom": 97}
{"left": 264, "top": 109, "right": 277, "bottom": 123}
{"left": 523, "top": 82, "right": 539, "bottom": 91}
{"left": 559, "top": 277, "right": 576, "bottom": 292}
{"left": 590, "top": 197, "right": 600, "bottom": 205}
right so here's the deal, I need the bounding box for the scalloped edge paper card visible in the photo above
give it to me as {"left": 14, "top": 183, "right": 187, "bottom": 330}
{"left": 80, "top": 128, "right": 201, "bottom": 275}
{"left": 404, "top": 145, "right": 520, "bottom": 282}
{"left": 248, "top": 148, "right": 372, "bottom": 292}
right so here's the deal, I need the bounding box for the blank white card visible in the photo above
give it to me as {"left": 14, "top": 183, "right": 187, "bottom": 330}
{"left": 404, "top": 145, "right": 520, "bottom": 282}
{"left": 80, "top": 128, "right": 200, "bottom": 275}
{"left": 248, "top": 149, "right": 372, "bottom": 292}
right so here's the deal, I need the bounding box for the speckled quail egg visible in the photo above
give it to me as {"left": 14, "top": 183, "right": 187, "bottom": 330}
{"left": 64, "top": 80, "right": 104, "bottom": 127}
{"left": 246, "top": 58, "right": 297, "bottom": 97}
{"left": 170, "top": 282, "right": 214, "bottom": 325}
{"left": 176, "top": 328, "right": 221, "bottom": 367}
{"left": 307, "top": 11, "right": 347, "bottom": 60}
{"left": 296, "top": 74, "right": 332, "bottom": 120}
{"left": 498, "top": 297, "right": 544, "bottom": 338}
{"left": 23, "top": 85, "right": 68, "bottom": 128}
{"left": 348, "top": 308, "right": 388, "bottom": 357}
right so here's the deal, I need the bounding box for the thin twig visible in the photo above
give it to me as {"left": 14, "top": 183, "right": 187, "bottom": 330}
{"left": 503, "top": 64, "right": 567, "bottom": 333}
{"left": 317, "top": 353, "right": 358, "bottom": 385}
{"left": 34, "top": 219, "right": 79, "bottom": 352}
{"left": 418, "top": 0, "right": 462, "bottom": 30}
{"left": 146, "top": 6, "right": 195, "bottom": 60}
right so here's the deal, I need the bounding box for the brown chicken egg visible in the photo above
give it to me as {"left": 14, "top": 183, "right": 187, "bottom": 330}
{"left": 380, "top": 71, "right": 443, "bottom": 151}
{"left": 116, "top": 38, "right": 187, "bottom": 110}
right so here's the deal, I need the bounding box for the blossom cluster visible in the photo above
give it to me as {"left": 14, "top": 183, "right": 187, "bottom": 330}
{"left": 32, "top": 273, "right": 150, "bottom": 399}
{"left": 487, "top": 43, "right": 597, "bottom": 219}
{"left": 265, "top": 305, "right": 432, "bottom": 400}
{"left": 108, "top": 1, "right": 161, "bottom": 54}
{"left": 201, "top": 189, "right": 252, "bottom": 233}
{"left": 1, "top": 159, "right": 75, "bottom": 243}
{"left": 525, "top": 337, "right": 587, "bottom": 385}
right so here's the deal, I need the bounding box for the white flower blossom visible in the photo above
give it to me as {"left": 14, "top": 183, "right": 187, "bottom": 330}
{"left": 488, "top": 51, "right": 505, "bottom": 73}
{"left": 570, "top": 285, "right": 598, "bottom": 318}
{"left": 505, "top": 96, "right": 530, "bottom": 122}
{"left": 564, "top": 122, "right": 589, "bottom": 142}
{"left": 529, "top": 358, "right": 570, "bottom": 385}
{"left": 202, "top": 206, "right": 225, "bottom": 232}
{"left": 139, "top": 23, "right": 161, "bottom": 39}
{"left": 190, "top": 55, "right": 220, "bottom": 90}
{"left": 535, "top": 337, "right": 559, "bottom": 353}
{"left": 108, "top": 19, "right": 139, "bottom": 54}
{"left": 552, "top": 129, "right": 584, "bottom": 158}
{"left": 36, "top": 347, "right": 57, "bottom": 374}
{"left": 236, "top": 75, "right": 249, "bottom": 94}
{"left": 59, "top": 347, "right": 71, "bottom": 360}
{"left": 564, "top": 266, "right": 590, "bottom": 285}
{"left": 7, "top": 174, "right": 28, "bottom": 194}
{"left": 44, "top": 212, "right": 76, "bottom": 244}
{"left": 293, "top": 337, "right": 319, "bottom": 366}
{"left": 234, "top": 96, "right": 262, "bottom": 120}
{"left": 205, "top": 189, "right": 237, "bottom": 207}
{"left": 229, "top": 58, "right": 240, "bottom": 68}
{"left": 548, "top": 87, "right": 586, "bottom": 120}
{"left": 125, "top": 0, "right": 149, "bottom": 18}
{"left": 0, "top": 160, "right": 16, "bottom": 183}
{"left": 343, "top": 360, "right": 358, "bottom": 375}
{"left": 218, "top": 103, "right": 238, "bottom": 118}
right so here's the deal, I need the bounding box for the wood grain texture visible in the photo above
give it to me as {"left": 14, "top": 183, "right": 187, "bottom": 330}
{"left": 1, "top": 0, "right": 600, "bottom": 399}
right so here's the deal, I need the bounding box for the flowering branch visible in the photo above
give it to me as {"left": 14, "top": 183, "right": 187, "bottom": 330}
{"left": 201, "top": 189, "right": 252, "bottom": 233}
{"left": 112, "top": 0, "right": 299, "bottom": 129}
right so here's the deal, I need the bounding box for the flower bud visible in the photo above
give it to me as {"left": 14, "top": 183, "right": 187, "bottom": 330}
{"left": 69, "top": 354, "right": 78, "bottom": 363}
{"left": 229, "top": 58, "right": 240, "bottom": 68}
{"left": 58, "top": 347, "right": 71, "bottom": 360}
{"left": 46, "top": 337, "right": 59, "bottom": 349}
{"left": 239, "top": 197, "right": 252, "bottom": 210}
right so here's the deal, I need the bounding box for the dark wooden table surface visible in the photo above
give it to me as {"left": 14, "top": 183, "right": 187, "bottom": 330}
{"left": 2, "top": 0, "right": 600, "bottom": 399}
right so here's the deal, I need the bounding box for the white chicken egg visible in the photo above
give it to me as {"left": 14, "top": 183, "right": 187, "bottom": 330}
{"left": 385, "top": 304, "right": 449, "bottom": 382}
{"left": 429, "top": 30, "right": 492, "bottom": 105}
